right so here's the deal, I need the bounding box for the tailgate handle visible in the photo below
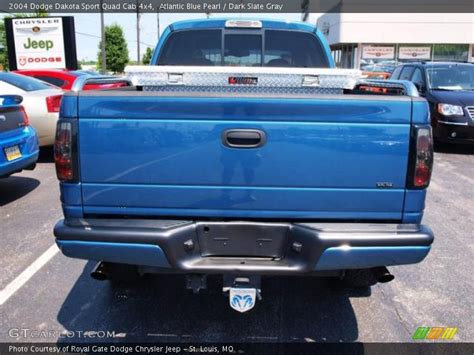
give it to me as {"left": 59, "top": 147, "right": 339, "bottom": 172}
{"left": 222, "top": 129, "right": 266, "bottom": 148}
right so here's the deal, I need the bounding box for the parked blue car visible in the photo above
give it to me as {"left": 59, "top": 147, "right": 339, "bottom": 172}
{"left": 0, "top": 95, "right": 39, "bottom": 178}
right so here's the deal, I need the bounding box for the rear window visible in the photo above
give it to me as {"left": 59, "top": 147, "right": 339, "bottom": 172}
{"left": 264, "top": 30, "right": 328, "bottom": 67}
{"left": 33, "top": 75, "right": 66, "bottom": 87}
{"left": 158, "top": 30, "right": 221, "bottom": 66}
{"left": 158, "top": 29, "right": 329, "bottom": 68}
{"left": 224, "top": 34, "right": 262, "bottom": 66}
{"left": 0, "top": 73, "right": 51, "bottom": 91}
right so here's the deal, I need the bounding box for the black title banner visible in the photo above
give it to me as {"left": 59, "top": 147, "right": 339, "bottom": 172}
{"left": 2, "top": 0, "right": 473, "bottom": 14}
{"left": 2, "top": 343, "right": 474, "bottom": 354}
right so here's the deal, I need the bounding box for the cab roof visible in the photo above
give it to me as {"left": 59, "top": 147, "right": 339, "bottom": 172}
{"left": 169, "top": 18, "right": 317, "bottom": 33}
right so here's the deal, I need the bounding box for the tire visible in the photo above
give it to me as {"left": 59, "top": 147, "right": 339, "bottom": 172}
{"left": 341, "top": 269, "right": 378, "bottom": 289}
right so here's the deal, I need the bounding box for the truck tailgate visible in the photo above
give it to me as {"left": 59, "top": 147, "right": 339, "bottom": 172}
{"left": 75, "top": 92, "right": 412, "bottom": 220}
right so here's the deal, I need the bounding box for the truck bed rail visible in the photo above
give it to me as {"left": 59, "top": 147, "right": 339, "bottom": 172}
{"left": 71, "top": 75, "right": 132, "bottom": 92}
{"left": 354, "top": 79, "right": 420, "bottom": 97}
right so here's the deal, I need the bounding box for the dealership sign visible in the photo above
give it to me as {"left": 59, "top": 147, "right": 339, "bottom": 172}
{"left": 362, "top": 45, "right": 395, "bottom": 59}
{"left": 399, "top": 46, "right": 431, "bottom": 60}
{"left": 13, "top": 17, "right": 65, "bottom": 69}
{"left": 5, "top": 17, "right": 78, "bottom": 70}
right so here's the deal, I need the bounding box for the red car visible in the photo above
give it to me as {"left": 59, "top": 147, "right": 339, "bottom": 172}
{"left": 13, "top": 69, "right": 128, "bottom": 91}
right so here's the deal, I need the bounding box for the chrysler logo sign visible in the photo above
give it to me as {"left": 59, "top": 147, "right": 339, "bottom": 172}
{"left": 13, "top": 18, "right": 60, "bottom": 25}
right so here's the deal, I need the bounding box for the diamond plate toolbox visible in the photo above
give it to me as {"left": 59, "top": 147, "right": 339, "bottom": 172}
{"left": 125, "top": 66, "right": 362, "bottom": 91}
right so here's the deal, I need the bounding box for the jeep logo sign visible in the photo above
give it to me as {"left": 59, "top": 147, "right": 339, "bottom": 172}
{"left": 12, "top": 17, "right": 66, "bottom": 69}
{"left": 23, "top": 38, "right": 54, "bottom": 51}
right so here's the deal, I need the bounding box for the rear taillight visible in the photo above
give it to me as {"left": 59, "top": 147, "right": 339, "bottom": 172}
{"left": 410, "top": 126, "right": 433, "bottom": 188}
{"left": 54, "top": 121, "right": 77, "bottom": 181}
{"left": 19, "top": 106, "right": 29, "bottom": 126}
{"left": 46, "top": 95, "right": 62, "bottom": 113}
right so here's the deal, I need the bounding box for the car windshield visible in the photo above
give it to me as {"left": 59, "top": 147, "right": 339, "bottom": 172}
{"left": 0, "top": 72, "right": 52, "bottom": 91}
{"left": 426, "top": 64, "right": 474, "bottom": 91}
{"left": 158, "top": 29, "right": 329, "bottom": 68}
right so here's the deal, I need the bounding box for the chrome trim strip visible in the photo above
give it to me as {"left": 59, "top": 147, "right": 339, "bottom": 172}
{"left": 438, "top": 120, "right": 469, "bottom": 126}
{"left": 466, "top": 106, "right": 474, "bottom": 120}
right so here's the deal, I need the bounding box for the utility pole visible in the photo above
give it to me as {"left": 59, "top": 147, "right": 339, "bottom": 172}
{"left": 100, "top": 0, "right": 106, "bottom": 73}
{"left": 156, "top": 12, "right": 160, "bottom": 43}
{"left": 136, "top": 0, "right": 141, "bottom": 63}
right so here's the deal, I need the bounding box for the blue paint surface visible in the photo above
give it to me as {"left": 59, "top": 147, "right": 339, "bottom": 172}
{"left": 72, "top": 94, "right": 422, "bottom": 220}
{"left": 315, "top": 246, "right": 431, "bottom": 270}
{"left": 0, "top": 118, "right": 39, "bottom": 177}
{"left": 58, "top": 19, "right": 431, "bottom": 223}
{"left": 56, "top": 240, "right": 171, "bottom": 268}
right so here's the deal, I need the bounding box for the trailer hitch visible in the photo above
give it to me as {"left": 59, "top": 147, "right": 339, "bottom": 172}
{"left": 223, "top": 275, "right": 262, "bottom": 313}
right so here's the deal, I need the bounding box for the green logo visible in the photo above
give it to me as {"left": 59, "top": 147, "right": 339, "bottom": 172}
{"left": 412, "top": 327, "right": 458, "bottom": 340}
{"left": 23, "top": 38, "right": 54, "bottom": 51}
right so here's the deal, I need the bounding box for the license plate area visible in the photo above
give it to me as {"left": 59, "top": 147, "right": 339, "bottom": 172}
{"left": 197, "top": 222, "right": 288, "bottom": 258}
{"left": 4, "top": 145, "right": 22, "bottom": 161}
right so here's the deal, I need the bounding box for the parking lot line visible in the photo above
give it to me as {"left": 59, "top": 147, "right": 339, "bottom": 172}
{"left": 0, "top": 244, "right": 59, "bottom": 306}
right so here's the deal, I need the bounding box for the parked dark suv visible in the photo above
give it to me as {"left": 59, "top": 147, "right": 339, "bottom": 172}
{"left": 390, "top": 62, "right": 474, "bottom": 144}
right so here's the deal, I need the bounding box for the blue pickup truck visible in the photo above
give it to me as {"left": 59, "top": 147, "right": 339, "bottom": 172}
{"left": 0, "top": 95, "right": 38, "bottom": 178}
{"left": 54, "top": 19, "right": 434, "bottom": 312}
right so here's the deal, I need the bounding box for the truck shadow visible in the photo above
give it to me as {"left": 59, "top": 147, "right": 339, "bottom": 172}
{"left": 434, "top": 143, "right": 474, "bottom": 155}
{"left": 0, "top": 176, "right": 40, "bottom": 206}
{"left": 38, "top": 146, "right": 54, "bottom": 163}
{"left": 56, "top": 262, "right": 367, "bottom": 343}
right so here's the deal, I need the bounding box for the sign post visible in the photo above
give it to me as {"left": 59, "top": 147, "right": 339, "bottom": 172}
{"left": 4, "top": 16, "right": 78, "bottom": 71}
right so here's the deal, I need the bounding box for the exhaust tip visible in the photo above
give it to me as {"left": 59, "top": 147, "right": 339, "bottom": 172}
{"left": 90, "top": 262, "right": 109, "bottom": 281}
{"left": 372, "top": 267, "right": 395, "bottom": 283}
{"left": 377, "top": 273, "right": 395, "bottom": 283}
{"left": 90, "top": 271, "right": 108, "bottom": 281}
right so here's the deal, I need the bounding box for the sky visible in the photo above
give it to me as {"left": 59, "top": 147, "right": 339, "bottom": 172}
{"left": 50, "top": 12, "right": 304, "bottom": 62}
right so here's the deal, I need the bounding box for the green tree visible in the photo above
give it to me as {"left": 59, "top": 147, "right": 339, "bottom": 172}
{"left": 142, "top": 47, "right": 153, "bottom": 65}
{"left": 97, "top": 24, "right": 129, "bottom": 73}
{"left": 0, "top": 20, "right": 7, "bottom": 71}
{"left": 0, "top": 12, "right": 49, "bottom": 71}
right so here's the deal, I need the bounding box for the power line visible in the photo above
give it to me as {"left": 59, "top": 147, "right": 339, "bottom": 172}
{"left": 76, "top": 31, "right": 100, "bottom": 38}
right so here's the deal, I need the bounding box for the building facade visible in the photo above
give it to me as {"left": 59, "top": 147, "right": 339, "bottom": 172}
{"left": 308, "top": 13, "right": 474, "bottom": 71}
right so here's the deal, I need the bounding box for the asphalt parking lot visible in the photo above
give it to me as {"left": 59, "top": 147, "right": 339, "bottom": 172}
{"left": 0, "top": 145, "right": 473, "bottom": 343}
